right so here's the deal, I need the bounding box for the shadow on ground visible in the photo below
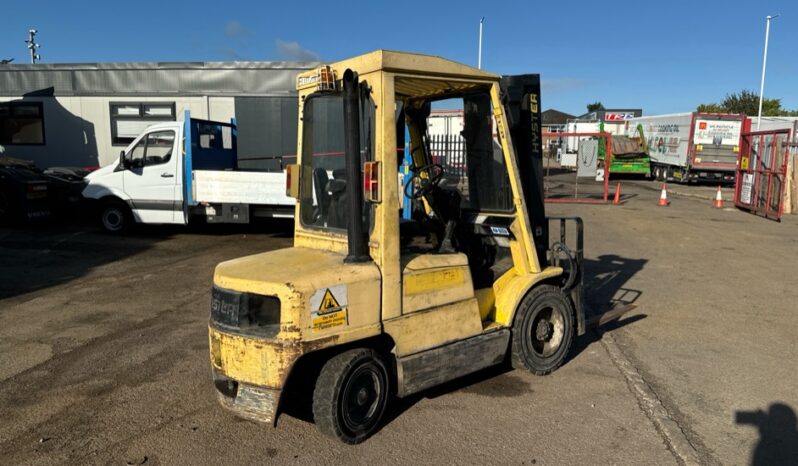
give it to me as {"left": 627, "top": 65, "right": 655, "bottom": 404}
{"left": 736, "top": 403, "right": 798, "bottom": 466}
{"left": 569, "top": 253, "right": 648, "bottom": 361}
{"left": 0, "top": 217, "right": 294, "bottom": 300}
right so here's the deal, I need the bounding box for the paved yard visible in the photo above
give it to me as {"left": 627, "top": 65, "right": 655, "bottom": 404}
{"left": 1, "top": 180, "right": 796, "bottom": 465}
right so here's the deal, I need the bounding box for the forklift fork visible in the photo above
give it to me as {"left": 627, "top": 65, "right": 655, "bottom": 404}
{"left": 547, "top": 216, "right": 635, "bottom": 336}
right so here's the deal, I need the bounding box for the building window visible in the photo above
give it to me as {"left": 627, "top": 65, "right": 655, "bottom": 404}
{"left": 110, "top": 102, "right": 175, "bottom": 146}
{"left": 0, "top": 101, "right": 45, "bottom": 145}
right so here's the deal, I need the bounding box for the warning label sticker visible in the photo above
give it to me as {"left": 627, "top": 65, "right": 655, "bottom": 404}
{"left": 309, "top": 285, "right": 348, "bottom": 332}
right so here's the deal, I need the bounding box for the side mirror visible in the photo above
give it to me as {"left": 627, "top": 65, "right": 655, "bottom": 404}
{"left": 119, "top": 150, "right": 128, "bottom": 169}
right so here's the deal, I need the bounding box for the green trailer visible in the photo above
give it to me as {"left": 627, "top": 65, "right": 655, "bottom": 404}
{"left": 598, "top": 123, "right": 651, "bottom": 177}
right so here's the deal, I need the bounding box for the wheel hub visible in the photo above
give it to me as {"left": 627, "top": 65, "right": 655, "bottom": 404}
{"left": 535, "top": 319, "right": 553, "bottom": 341}
{"left": 356, "top": 387, "right": 369, "bottom": 406}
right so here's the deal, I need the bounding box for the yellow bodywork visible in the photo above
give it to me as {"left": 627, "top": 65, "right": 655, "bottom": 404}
{"left": 209, "top": 50, "right": 564, "bottom": 411}
{"left": 211, "top": 247, "right": 381, "bottom": 388}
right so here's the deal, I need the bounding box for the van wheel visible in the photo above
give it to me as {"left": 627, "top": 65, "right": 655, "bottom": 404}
{"left": 100, "top": 200, "right": 132, "bottom": 234}
{"left": 511, "top": 285, "right": 574, "bottom": 375}
{"left": 312, "top": 348, "right": 390, "bottom": 444}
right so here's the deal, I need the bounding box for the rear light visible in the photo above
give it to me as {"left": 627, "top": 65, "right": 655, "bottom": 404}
{"left": 211, "top": 286, "right": 281, "bottom": 335}
{"left": 319, "top": 65, "right": 337, "bottom": 91}
{"left": 363, "top": 161, "right": 380, "bottom": 203}
{"left": 733, "top": 145, "right": 739, "bottom": 153}
{"left": 696, "top": 144, "right": 703, "bottom": 152}
{"left": 27, "top": 183, "right": 47, "bottom": 192}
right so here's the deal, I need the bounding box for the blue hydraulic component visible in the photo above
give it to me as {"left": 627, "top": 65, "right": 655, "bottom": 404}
{"left": 401, "top": 124, "right": 412, "bottom": 219}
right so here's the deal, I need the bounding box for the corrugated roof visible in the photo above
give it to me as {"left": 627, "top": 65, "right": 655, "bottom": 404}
{"left": 0, "top": 61, "right": 319, "bottom": 97}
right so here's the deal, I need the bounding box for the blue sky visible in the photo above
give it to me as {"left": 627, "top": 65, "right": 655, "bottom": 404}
{"left": 2, "top": 0, "right": 796, "bottom": 116}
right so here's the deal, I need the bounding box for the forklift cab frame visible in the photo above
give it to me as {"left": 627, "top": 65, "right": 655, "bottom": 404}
{"left": 209, "top": 50, "right": 585, "bottom": 444}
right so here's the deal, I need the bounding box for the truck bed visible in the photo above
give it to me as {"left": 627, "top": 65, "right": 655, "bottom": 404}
{"left": 193, "top": 170, "right": 292, "bottom": 206}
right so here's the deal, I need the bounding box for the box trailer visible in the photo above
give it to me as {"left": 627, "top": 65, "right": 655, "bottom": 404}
{"left": 82, "top": 111, "right": 293, "bottom": 232}
{"left": 564, "top": 120, "right": 601, "bottom": 154}
{"left": 627, "top": 112, "right": 746, "bottom": 183}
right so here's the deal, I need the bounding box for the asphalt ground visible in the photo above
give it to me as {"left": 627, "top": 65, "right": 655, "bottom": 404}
{"left": 1, "top": 179, "right": 796, "bottom": 465}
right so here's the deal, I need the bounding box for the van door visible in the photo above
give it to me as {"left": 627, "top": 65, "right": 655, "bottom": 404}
{"left": 123, "top": 129, "right": 181, "bottom": 224}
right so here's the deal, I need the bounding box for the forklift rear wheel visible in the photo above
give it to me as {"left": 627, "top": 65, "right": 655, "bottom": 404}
{"left": 312, "top": 348, "right": 390, "bottom": 444}
{"left": 511, "top": 285, "right": 574, "bottom": 375}
{"left": 100, "top": 200, "right": 132, "bottom": 234}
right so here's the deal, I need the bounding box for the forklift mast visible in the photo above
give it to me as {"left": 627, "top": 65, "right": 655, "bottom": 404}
{"left": 499, "top": 75, "right": 548, "bottom": 268}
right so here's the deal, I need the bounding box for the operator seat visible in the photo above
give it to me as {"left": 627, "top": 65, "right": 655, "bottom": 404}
{"left": 421, "top": 183, "right": 463, "bottom": 253}
{"left": 312, "top": 168, "right": 331, "bottom": 220}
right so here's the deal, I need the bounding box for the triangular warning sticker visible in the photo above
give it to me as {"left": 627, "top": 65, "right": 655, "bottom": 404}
{"left": 319, "top": 289, "right": 341, "bottom": 311}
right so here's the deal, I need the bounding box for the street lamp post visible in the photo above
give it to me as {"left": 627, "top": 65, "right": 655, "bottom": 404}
{"left": 756, "top": 14, "right": 779, "bottom": 131}
{"left": 478, "top": 17, "right": 484, "bottom": 69}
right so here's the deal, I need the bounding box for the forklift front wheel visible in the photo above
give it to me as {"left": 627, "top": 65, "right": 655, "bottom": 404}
{"left": 511, "top": 285, "right": 575, "bottom": 376}
{"left": 312, "top": 348, "right": 390, "bottom": 444}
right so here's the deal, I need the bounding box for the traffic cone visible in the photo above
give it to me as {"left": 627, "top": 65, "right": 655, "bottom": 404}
{"left": 713, "top": 185, "right": 723, "bottom": 209}
{"left": 658, "top": 183, "right": 669, "bottom": 206}
{"left": 612, "top": 182, "right": 622, "bottom": 205}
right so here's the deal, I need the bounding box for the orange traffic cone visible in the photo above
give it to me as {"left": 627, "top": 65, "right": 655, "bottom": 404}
{"left": 713, "top": 185, "right": 723, "bottom": 208}
{"left": 612, "top": 182, "right": 622, "bottom": 205}
{"left": 658, "top": 183, "right": 669, "bottom": 206}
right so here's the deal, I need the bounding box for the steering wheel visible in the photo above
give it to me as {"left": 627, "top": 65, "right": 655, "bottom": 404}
{"left": 404, "top": 163, "right": 444, "bottom": 200}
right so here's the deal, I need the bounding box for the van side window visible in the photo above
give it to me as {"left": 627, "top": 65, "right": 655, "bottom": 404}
{"left": 144, "top": 130, "right": 175, "bottom": 166}
{"left": 128, "top": 138, "right": 146, "bottom": 169}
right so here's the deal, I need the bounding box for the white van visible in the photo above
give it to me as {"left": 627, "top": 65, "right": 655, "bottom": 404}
{"left": 82, "top": 111, "right": 293, "bottom": 232}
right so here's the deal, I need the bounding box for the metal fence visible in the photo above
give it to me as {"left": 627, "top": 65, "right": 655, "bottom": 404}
{"left": 428, "top": 134, "right": 467, "bottom": 180}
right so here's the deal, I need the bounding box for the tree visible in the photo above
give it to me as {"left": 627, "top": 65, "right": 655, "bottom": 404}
{"left": 696, "top": 103, "right": 724, "bottom": 114}
{"left": 586, "top": 101, "right": 604, "bottom": 112}
{"left": 697, "top": 90, "right": 797, "bottom": 116}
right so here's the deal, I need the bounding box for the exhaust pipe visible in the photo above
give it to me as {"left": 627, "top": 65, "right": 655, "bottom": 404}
{"left": 342, "top": 69, "right": 369, "bottom": 263}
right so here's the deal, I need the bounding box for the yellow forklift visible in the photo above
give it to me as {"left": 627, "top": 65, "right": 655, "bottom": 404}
{"left": 208, "top": 51, "right": 624, "bottom": 443}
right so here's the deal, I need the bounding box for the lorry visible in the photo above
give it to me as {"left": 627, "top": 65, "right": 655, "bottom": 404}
{"left": 626, "top": 112, "right": 746, "bottom": 183}
{"left": 82, "top": 111, "right": 293, "bottom": 232}
{"left": 206, "top": 50, "right": 630, "bottom": 444}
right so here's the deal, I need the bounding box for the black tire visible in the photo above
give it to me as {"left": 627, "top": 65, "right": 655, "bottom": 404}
{"left": 312, "top": 348, "right": 390, "bottom": 444}
{"left": 511, "top": 284, "right": 575, "bottom": 375}
{"left": 100, "top": 199, "right": 132, "bottom": 234}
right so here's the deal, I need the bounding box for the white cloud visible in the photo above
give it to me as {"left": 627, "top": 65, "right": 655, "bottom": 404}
{"left": 276, "top": 40, "right": 319, "bottom": 61}
{"left": 224, "top": 20, "right": 252, "bottom": 38}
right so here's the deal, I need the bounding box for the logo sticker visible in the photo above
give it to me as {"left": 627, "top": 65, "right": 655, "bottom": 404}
{"left": 309, "top": 285, "right": 348, "bottom": 332}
